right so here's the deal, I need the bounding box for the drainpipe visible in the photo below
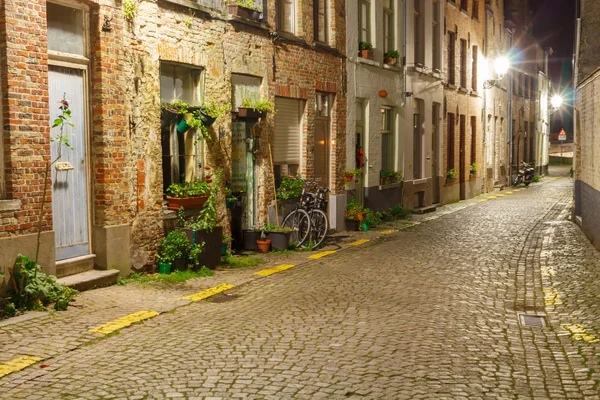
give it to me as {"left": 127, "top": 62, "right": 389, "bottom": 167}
{"left": 401, "top": 0, "right": 407, "bottom": 107}
{"left": 483, "top": 6, "right": 490, "bottom": 187}
{"left": 508, "top": 32, "right": 514, "bottom": 185}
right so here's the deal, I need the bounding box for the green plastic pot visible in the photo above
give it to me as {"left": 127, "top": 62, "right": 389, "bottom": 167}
{"left": 158, "top": 262, "right": 171, "bottom": 274}
{"left": 221, "top": 243, "right": 228, "bottom": 256}
{"left": 361, "top": 222, "right": 369, "bottom": 232}
{"left": 177, "top": 118, "right": 191, "bottom": 133}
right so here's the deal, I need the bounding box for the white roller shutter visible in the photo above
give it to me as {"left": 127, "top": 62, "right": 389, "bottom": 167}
{"left": 274, "top": 97, "right": 302, "bottom": 164}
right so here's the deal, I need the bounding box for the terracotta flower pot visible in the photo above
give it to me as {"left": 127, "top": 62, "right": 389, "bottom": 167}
{"left": 344, "top": 173, "right": 354, "bottom": 182}
{"left": 384, "top": 57, "right": 397, "bottom": 66}
{"left": 256, "top": 239, "right": 271, "bottom": 253}
{"left": 166, "top": 195, "right": 208, "bottom": 211}
{"left": 360, "top": 49, "right": 373, "bottom": 60}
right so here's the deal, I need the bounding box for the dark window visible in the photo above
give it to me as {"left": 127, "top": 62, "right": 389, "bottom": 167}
{"left": 314, "top": 0, "right": 328, "bottom": 43}
{"left": 472, "top": 45, "right": 478, "bottom": 90}
{"left": 460, "top": 0, "right": 468, "bottom": 13}
{"left": 447, "top": 113, "right": 455, "bottom": 170}
{"left": 460, "top": 39, "right": 467, "bottom": 88}
{"left": 471, "top": 116, "right": 477, "bottom": 166}
{"left": 472, "top": 1, "right": 479, "bottom": 19}
{"left": 448, "top": 32, "right": 456, "bottom": 85}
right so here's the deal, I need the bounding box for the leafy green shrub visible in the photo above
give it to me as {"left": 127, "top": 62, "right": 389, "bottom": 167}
{"left": 276, "top": 176, "right": 304, "bottom": 200}
{"left": 446, "top": 168, "right": 458, "bottom": 180}
{"left": 3, "top": 302, "right": 16, "bottom": 318}
{"left": 8, "top": 255, "right": 78, "bottom": 311}
{"left": 166, "top": 179, "right": 210, "bottom": 198}
{"left": 188, "top": 169, "right": 222, "bottom": 232}
{"left": 240, "top": 99, "right": 275, "bottom": 113}
{"left": 359, "top": 41, "right": 373, "bottom": 51}
{"left": 384, "top": 50, "right": 400, "bottom": 59}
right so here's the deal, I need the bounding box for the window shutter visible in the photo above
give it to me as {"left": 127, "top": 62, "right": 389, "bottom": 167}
{"left": 274, "top": 97, "right": 302, "bottom": 164}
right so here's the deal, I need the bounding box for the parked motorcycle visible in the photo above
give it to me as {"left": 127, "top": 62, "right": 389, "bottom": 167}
{"left": 514, "top": 161, "right": 534, "bottom": 186}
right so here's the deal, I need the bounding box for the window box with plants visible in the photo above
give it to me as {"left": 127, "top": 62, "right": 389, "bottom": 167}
{"left": 166, "top": 179, "right": 210, "bottom": 211}
{"left": 379, "top": 170, "right": 402, "bottom": 186}
{"left": 178, "top": 170, "right": 224, "bottom": 270}
{"left": 227, "top": 0, "right": 261, "bottom": 20}
{"left": 359, "top": 41, "right": 374, "bottom": 60}
{"left": 446, "top": 168, "right": 458, "bottom": 181}
{"left": 236, "top": 99, "right": 275, "bottom": 119}
{"left": 384, "top": 50, "right": 400, "bottom": 66}
{"left": 469, "top": 162, "right": 478, "bottom": 179}
{"left": 343, "top": 168, "right": 362, "bottom": 183}
{"left": 263, "top": 223, "right": 292, "bottom": 251}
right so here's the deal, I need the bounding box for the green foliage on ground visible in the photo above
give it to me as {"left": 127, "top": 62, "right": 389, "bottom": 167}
{"left": 532, "top": 175, "right": 541, "bottom": 183}
{"left": 117, "top": 267, "right": 214, "bottom": 286}
{"left": 219, "top": 256, "right": 265, "bottom": 268}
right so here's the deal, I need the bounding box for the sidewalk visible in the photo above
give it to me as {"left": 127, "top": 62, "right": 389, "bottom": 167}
{"left": 0, "top": 171, "right": 567, "bottom": 381}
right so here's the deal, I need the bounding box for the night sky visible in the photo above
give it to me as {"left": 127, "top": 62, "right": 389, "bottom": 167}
{"left": 530, "top": 0, "right": 576, "bottom": 135}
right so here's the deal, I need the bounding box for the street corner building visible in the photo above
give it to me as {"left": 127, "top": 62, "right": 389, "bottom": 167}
{"left": 0, "top": 0, "right": 346, "bottom": 283}
{"left": 574, "top": 0, "right": 600, "bottom": 251}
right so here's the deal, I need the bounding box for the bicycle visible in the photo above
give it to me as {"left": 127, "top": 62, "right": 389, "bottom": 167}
{"left": 281, "top": 181, "right": 312, "bottom": 247}
{"left": 305, "top": 186, "right": 330, "bottom": 249}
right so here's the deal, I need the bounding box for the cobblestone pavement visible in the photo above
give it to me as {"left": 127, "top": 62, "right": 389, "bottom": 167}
{"left": 1, "top": 166, "right": 600, "bottom": 399}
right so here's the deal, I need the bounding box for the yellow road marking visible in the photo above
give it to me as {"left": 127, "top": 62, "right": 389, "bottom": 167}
{"left": 350, "top": 239, "right": 370, "bottom": 246}
{"left": 379, "top": 229, "right": 398, "bottom": 235}
{"left": 543, "top": 287, "right": 563, "bottom": 306}
{"left": 0, "top": 356, "right": 42, "bottom": 378}
{"left": 308, "top": 250, "right": 336, "bottom": 259}
{"left": 487, "top": 196, "right": 497, "bottom": 199}
{"left": 497, "top": 194, "right": 505, "bottom": 197}
{"left": 254, "top": 264, "right": 295, "bottom": 277}
{"left": 89, "top": 311, "right": 159, "bottom": 335}
{"left": 180, "top": 283, "right": 235, "bottom": 302}
{"left": 479, "top": 199, "right": 488, "bottom": 202}
{"left": 513, "top": 189, "right": 521, "bottom": 192}
{"left": 561, "top": 324, "right": 600, "bottom": 343}
{"left": 505, "top": 191, "right": 513, "bottom": 195}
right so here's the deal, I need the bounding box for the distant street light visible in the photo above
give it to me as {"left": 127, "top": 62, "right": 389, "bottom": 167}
{"left": 551, "top": 95, "right": 563, "bottom": 110}
{"left": 484, "top": 56, "right": 510, "bottom": 89}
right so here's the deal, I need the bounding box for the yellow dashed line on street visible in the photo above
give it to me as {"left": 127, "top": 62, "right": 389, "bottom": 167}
{"left": 350, "top": 239, "right": 370, "bottom": 246}
{"left": 543, "top": 287, "right": 563, "bottom": 306}
{"left": 308, "top": 250, "right": 337, "bottom": 259}
{"left": 254, "top": 264, "right": 295, "bottom": 277}
{"left": 0, "top": 356, "right": 42, "bottom": 378}
{"left": 514, "top": 189, "right": 521, "bottom": 192}
{"left": 487, "top": 196, "right": 497, "bottom": 199}
{"left": 180, "top": 283, "right": 235, "bottom": 302}
{"left": 379, "top": 229, "right": 398, "bottom": 235}
{"left": 497, "top": 194, "right": 505, "bottom": 197}
{"left": 89, "top": 311, "right": 159, "bottom": 335}
{"left": 561, "top": 324, "right": 600, "bottom": 343}
{"left": 505, "top": 191, "right": 513, "bottom": 195}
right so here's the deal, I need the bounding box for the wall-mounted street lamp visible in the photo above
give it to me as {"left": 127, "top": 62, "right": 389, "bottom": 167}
{"left": 550, "top": 95, "right": 563, "bottom": 113}
{"left": 483, "top": 56, "right": 510, "bottom": 89}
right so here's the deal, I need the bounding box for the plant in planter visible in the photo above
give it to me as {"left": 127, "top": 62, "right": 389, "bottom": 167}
{"left": 162, "top": 99, "right": 229, "bottom": 141}
{"left": 237, "top": 98, "right": 275, "bottom": 119}
{"left": 155, "top": 230, "right": 196, "bottom": 273}
{"left": 384, "top": 50, "right": 400, "bottom": 66}
{"left": 446, "top": 168, "right": 458, "bottom": 180}
{"left": 345, "top": 197, "right": 366, "bottom": 231}
{"left": 359, "top": 41, "right": 374, "bottom": 60}
{"left": 227, "top": 0, "right": 261, "bottom": 19}
{"left": 262, "top": 223, "right": 292, "bottom": 251}
{"left": 243, "top": 227, "right": 262, "bottom": 251}
{"left": 224, "top": 187, "right": 238, "bottom": 210}
{"left": 184, "top": 169, "right": 224, "bottom": 269}
{"left": 343, "top": 168, "right": 362, "bottom": 183}
{"left": 380, "top": 169, "right": 398, "bottom": 185}
{"left": 256, "top": 230, "right": 271, "bottom": 253}
{"left": 469, "top": 162, "right": 478, "bottom": 177}
{"left": 166, "top": 179, "right": 210, "bottom": 211}
{"left": 222, "top": 231, "right": 233, "bottom": 256}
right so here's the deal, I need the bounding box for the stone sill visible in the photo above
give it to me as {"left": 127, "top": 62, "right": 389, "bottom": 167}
{"left": 358, "top": 57, "right": 381, "bottom": 67}
{"left": 461, "top": 10, "right": 469, "bottom": 17}
{"left": 378, "top": 181, "right": 402, "bottom": 191}
{"left": 226, "top": 14, "right": 269, "bottom": 31}
{"left": 412, "top": 178, "right": 428, "bottom": 185}
{"left": 447, "top": 83, "right": 457, "bottom": 90}
{"left": 312, "top": 42, "right": 343, "bottom": 57}
{"left": 458, "top": 87, "right": 468, "bottom": 94}
{"left": 383, "top": 63, "right": 402, "bottom": 72}
{"left": 0, "top": 199, "right": 21, "bottom": 213}
{"left": 470, "top": 90, "right": 480, "bottom": 97}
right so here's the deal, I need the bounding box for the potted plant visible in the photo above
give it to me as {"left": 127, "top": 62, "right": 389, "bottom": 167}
{"left": 263, "top": 223, "right": 292, "bottom": 251}
{"left": 227, "top": 0, "right": 261, "bottom": 20}
{"left": 225, "top": 187, "right": 238, "bottom": 210}
{"left": 384, "top": 50, "right": 400, "bottom": 66}
{"left": 166, "top": 179, "right": 210, "bottom": 211}
{"left": 243, "top": 228, "right": 261, "bottom": 250}
{"left": 470, "top": 162, "right": 478, "bottom": 177}
{"left": 446, "top": 168, "right": 458, "bottom": 181}
{"left": 155, "top": 230, "right": 191, "bottom": 273}
{"left": 182, "top": 169, "right": 224, "bottom": 269}
{"left": 162, "top": 99, "right": 229, "bottom": 141}
{"left": 237, "top": 99, "right": 275, "bottom": 119}
{"left": 256, "top": 231, "right": 271, "bottom": 253}
{"left": 359, "top": 41, "right": 373, "bottom": 60}
{"left": 345, "top": 197, "right": 366, "bottom": 231}
{"left": 199, "top": 100, "right": 231, "bottom": 127}
{"left": 379, "top": 170, "right": 395, "bottom": 185}
{"left": 222, "top": 231, "right": 233, "bottom": 256}
{"left": 343, "top": 168, "right": 362, "bottom": 183}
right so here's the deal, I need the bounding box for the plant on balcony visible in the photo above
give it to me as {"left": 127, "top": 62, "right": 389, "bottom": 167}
{"left": 469, "top": 162, "right": 478, "bottom": 177}
{"left": 446, "top": 168, "right": 458, "bottom": 180}
{"left": 384, "top": 50, "right": 400, "bottom": 66}
{"left": 237, "top": 98, "right": 275, "bottom": 118}
{"left": 359, "top": 41, "right": 374, "bottom": 60}
{"left": 343, "top": 168, "right": 362, "bottom": 182}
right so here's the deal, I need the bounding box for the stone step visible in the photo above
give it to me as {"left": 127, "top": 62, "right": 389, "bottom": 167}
{"left": 57, "top": 269, "right": 119, "bottom": 292}
{"left": 56, "top": 254, "right": 96, "bottom": 278}
{"left": 412, "top": 204, "right": 438, "bottom": 214}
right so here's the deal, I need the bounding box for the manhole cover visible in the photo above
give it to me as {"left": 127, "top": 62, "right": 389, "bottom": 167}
{"left": 211, "top": 294, "right": 239, "bottom": 303}
{"left": 518, "top": 313, "right": 547, "bottom": 327}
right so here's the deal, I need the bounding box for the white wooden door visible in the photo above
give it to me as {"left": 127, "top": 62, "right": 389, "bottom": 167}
{"left": 49, "top": 66, "right": 90, "bottom": 260}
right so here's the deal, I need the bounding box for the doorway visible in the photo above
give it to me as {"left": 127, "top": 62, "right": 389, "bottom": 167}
{"left": 314, "top": 93, "right": 331, "bottom": 188}
{"left": 459, "top": 114, "right": 466, "bottom": 200}
{"left": 432, "top": 103, "right": 440, "bottom": 204}
{"left": 49, "top": 66, "right": 90, "bottom": 260}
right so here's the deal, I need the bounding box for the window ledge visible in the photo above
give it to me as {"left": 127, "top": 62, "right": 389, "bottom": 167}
{"left": 473, "top": 17, "right": 480, "bottom": 22}
{"left": 447, "top": 83, "right": 457, "bottom": 90}
{"left": 383, "top": 63, "right": 402, "bottom": 72}
{"left": 470, "top": 90, "right": 480, "bottom": 97}
{"left": 0, "top": 199, "right": 21, "bottom": 213}
{"left": 312, "top": 42, "right": 343, "bottom": 57}
{"left": 412, "top": 178, "right": 428, "bottom": 185}
{"left": 358, "top": 57, "right": 381, "bottom": 67}
{"left": 378, "top": 181, "right": 402, "bottom": 191}
{"left": 461, "top": 10, "right": 469, "bottom": 17}
{"left": 277, "top": 31, "right": 308, "bottom": 46}
{"left": 458, "top": 86, "right": 468, "bottom": 93}
{"left": 226, "top": 14, "right": 269, "bottom": 30}
{"left": 448, "top": 1, "right": 457, "bottom": 8}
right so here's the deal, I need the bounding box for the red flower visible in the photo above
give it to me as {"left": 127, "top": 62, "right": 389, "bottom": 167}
{"left": 60, "top": 99, "right": 69, "bottom": 108}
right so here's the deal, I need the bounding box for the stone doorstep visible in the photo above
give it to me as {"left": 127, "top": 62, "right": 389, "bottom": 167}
{"left": 55, "top": 254, "right": 96, "bottom": 278}
{"left": 412, "top": 204, "right": 438, "bottom": 215}
{"left": 57, "top": 269, "right": 120, "bottom": 292}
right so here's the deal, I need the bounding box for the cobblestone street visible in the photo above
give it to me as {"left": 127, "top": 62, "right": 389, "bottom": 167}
{"left": 1, "top": 168, "right": 600, "bottom": 399}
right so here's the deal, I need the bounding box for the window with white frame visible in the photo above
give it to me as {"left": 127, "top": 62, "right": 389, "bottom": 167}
{"left": 381, "top": 107, "right": 395, "bottom": 172}
{"left": 359, "top": 0, "right": 371, "bottom": 44}
{"left": 383, "top": 0, "right": 394, "bottom": 54}
{"left": 277, "top": 0, "right": 296, "bottom": 34}
{"left": 231, "top": 74, "right": 261, "bottom": 110}
{"left": 314, "top": 0, "right": 329, "bottom": 43}
{"left": 48, "top": 2, "right": 86, "bottom": 57}
{"left": 414, "top": 0, "right": 424, "bottom": 65}
{"left": 160, "top": 63, "right": 203, "bottom": 188}
{"left": 432, "top": 1, "right": 441, "bottom": 70}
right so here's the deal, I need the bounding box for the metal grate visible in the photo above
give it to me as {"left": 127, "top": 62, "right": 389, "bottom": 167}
{"left": 518, "top": 313, "right": 547, "bottom": 327}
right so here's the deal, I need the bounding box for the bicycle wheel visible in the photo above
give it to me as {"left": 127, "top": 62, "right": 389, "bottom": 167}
{"left": 282, "top": 209, "right": 311, "bottom": 247}
{"left": 308, "top": 209, "right": 328, "bottom": 249}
